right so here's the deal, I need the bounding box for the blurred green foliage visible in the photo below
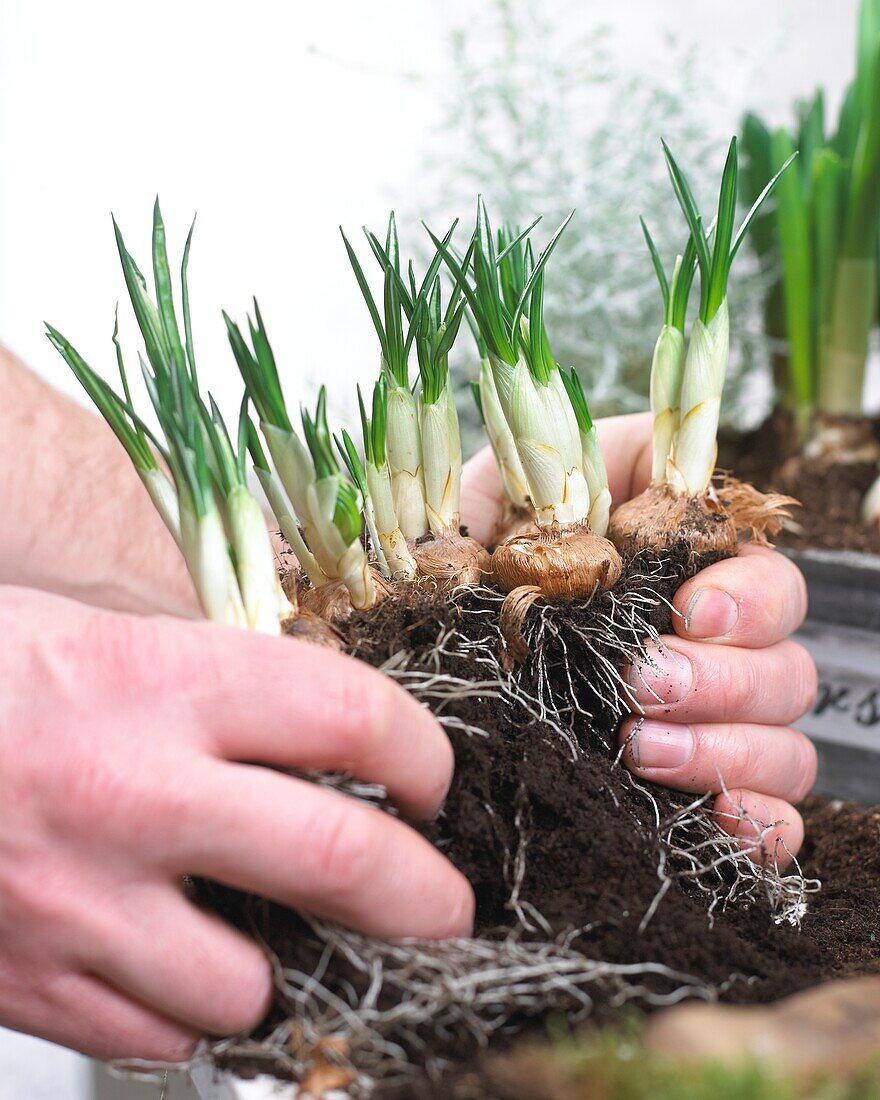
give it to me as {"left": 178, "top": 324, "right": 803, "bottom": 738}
{"left": 412, "top": 0, "right": 772, "bottom": 453}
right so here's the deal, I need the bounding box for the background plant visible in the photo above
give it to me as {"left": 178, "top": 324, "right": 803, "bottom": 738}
{"left": 740, "top": 0, "right": 880, "bottom": 438}
{"left": 408, "top": 0, "right": 771, "bottom": 455}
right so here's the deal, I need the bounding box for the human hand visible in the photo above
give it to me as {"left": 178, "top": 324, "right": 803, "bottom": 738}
{"left": 461, "top": 412, "right": 818, "bottom": 868}
{"left": 0, "top": 586, "right": 472, "bottom": 1062}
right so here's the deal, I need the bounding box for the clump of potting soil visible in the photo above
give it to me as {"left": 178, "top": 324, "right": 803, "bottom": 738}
{"left": 199, "top": 552, "right": 862, "bottom": 1097}
{"left": 720, "top": 414, "right": 880, "bottom": 556}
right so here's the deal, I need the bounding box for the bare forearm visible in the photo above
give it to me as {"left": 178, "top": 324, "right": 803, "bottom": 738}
{"left": 0, "top": 346, "right": 197, "bottom": 615}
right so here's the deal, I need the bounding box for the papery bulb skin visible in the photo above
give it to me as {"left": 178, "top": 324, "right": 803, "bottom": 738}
{"left": 608, "top": 478, "right": 795, "bottom": 560}
{"left": 413, "top": 529, "right": 491, "bottom": 587}
{"left": 491, "top": 524, "right": 622, "bottom": 598}
{"left": 609, "top": 485, "right": 737, "bottom": 560}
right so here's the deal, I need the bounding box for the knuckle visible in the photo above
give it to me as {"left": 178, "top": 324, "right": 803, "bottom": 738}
{"left": 789, "top": 644, "right": 819, "bottom": 718}
{"left": 732, "top": 551, "right": 805, "bottom": 643}
{"left": 0, "top": 861, "right": 81, "bottom": 944}
{"left": 790, "top": 731, "right": 818, "bottom": 802}
{"left": 716, "top": 723, "right": 763, "bottom": 791}
{"left": 46, "top": 746, "right": 197, "bottom": 856}
{"left": 77, "top": 611, "right": 148, "bottom": 687}
{"left": 304, "top": 802, "right": 376, "bottom": 904}
{"left": 334, "top": 668, "right": 395, "bottom": 766}
{"left": 46, "top": 751, "right": 131, "bottom": 839}
{"left": 701, "top": 652, "right": 758, "bottom": 719}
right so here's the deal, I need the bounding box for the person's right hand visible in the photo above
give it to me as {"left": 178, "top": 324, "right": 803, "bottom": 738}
{"left": 0, "top": 586, "right": 472, "bottom": 1063}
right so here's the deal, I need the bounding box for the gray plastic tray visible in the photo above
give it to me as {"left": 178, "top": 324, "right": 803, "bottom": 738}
{"left": 786, "top": 548, "right": 880, "bottom": 803}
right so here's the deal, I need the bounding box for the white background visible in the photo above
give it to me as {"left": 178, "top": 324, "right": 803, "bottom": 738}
{"left": 0, "top": 1, "right": 860, "bottom": 1096}
{"left": 0, "top": 1, "right": 861, "bottom": 430}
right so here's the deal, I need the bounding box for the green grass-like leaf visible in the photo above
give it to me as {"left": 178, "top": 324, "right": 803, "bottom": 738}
{"left": 705, "top": 137, "right": 739, "bottom": 318}
{"left": 336, "top": 429, "right": 368, "bottom": 497}
{"left": 812, "top": 148, "right": 845, "bottom": 326}
{"left": 640, "top": 217, "right": 670, "bottom": 318}
{"left": 559, "top": 366, "right": 594, "bottom": 433}
{"left": 151, "top": 199, "right": 187, "bottom": 381}
{"left": 342, "top": 221, "right": 427, "bottom": 388}
{"left": 509, "top": 209, "right": 574, "bottom": 368}
{"left": 425, "top": 220, "right": 515, "bottom": 365}
{"left": 224, "top": 303, "right": 292, "bottom": 432}
{"left": 245, "top": 412, "right": 271, "bottom": 473}
{"left": 181, "top": 215, "right": 199, "bottom": 388}
{"left": 301, "top": 386, "right": 340, "bottom": 480}
{"left": 332, "top": 478, "right": 362, "bottom": 546}
{"left": 46, "top": 323, "right": 159, "bottom": 473}
{"left": 470, "top": 380, "right": 485, "bottom": 425}
{"left": 731, "top": 150, "right": 798, "bottom": 266}
{"left": 845, "top": 29, "right": 880, "bottom": 255}
{"left": 664, "top": 137, "right": 796, "bottom": 322}
{"left": 661, "top": 138, "right": 712, "bottom": 317}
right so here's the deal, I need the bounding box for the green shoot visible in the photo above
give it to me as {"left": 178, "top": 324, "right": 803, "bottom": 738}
{"left": 426, "top": 198, "right": 573, "bottom": 385}
{"left": 50, "top": 205, "right": 295, "bottom": 630}
{"left": 341, "top": 220, "right": 422, "bottom": 389}
{"left": 639, "top": 218, "right": 697, "bottom": 333}
{"left": 336, "top": 430, "right": 368, "bottom": 497}
{"left": 470, "top": 380, "right": 485, "bottom": 424}
{"left": 413, "top": 276, "right": 467, "bottom": 405}
{"left": 770, "top": 125, "right": 815, "bottom": 415}
{"left": 559, "top": 367, "right": 594, "bottom": 434}
{"left": 741, "top": 0, "right": 880, "bottom": 428}
{"left": 661, "top": 137, "right": 796, "bottom": 323}
{"left": 245, "top": 410, "right": 271, "bottom": 473}
{"left": 301, "top": 388, "right": 363, "bottom": 546}
{"left": 224, "top": 301, "right": 292, "bottom": 432}
{"left": 358, "top": 377, "right": 388, "bottom": 469}
{"left": 46, "top": 323, "right": 160, "bottom": 475}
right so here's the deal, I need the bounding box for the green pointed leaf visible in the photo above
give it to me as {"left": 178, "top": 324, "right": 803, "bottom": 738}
{"left": 640, "top": 216, "right": 670, "bottom": 315}
{"left": 510, "top": 209, "right": 574, "bottom": 363}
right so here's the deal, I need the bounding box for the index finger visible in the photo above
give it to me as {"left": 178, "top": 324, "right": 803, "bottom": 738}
{"left": 673, "top": 545, "right": 809, "bottom": 649}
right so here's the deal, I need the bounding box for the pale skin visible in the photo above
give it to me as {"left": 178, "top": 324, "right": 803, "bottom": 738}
{"left": 0, "top": 348, "right": 817, "bottom": 1061}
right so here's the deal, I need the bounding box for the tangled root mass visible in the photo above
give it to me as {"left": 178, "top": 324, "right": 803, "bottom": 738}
{"left": 190, "top": 552, "right": 831, "bottom": 1097}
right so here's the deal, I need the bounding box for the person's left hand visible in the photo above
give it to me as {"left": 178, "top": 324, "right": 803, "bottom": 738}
{"left": 461, "top": 412, "right": 818, "bottom": 869}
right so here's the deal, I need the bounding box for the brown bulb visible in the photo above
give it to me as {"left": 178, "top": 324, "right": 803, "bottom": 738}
{"left": 300, "top": 571, "right": 392, "bottom": 622}
{"left": 609, "top": 485, "right": 736, "bottom": 559}
{"left": 412, "top": 531, "right": 492, "bottom": 587}
{"left": 608, "top": 481, "right": 795, "bottom": 559}
{"left": 491, "top": 524, "right": 622, "bottom": 598}
{"left": 282, "top": 609, "right": 345, "bottom": 650}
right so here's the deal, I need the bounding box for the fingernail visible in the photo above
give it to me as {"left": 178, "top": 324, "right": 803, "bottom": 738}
{"left": 685, "top": 588, "right": 739, "bottom": 639}
{"left": 630, "top": 720, "right": 694, "bottom": 770}
{"left": 626, "top": 646, "right": 693, "bottom": 707}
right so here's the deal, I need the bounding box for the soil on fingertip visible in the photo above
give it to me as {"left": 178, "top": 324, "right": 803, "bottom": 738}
{"left": 719, "top": 413, "right": 880, "bottom": 556}
{"left": 204, "top": 556, "right": 880, "bottom": 1095}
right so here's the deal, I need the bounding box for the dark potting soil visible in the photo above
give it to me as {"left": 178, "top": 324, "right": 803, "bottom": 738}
{"left": 207, "top": 566, "right": 880, "bottom": 1094}
{"left": 718, "top": 414, "right": 880, "bottom": 556}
